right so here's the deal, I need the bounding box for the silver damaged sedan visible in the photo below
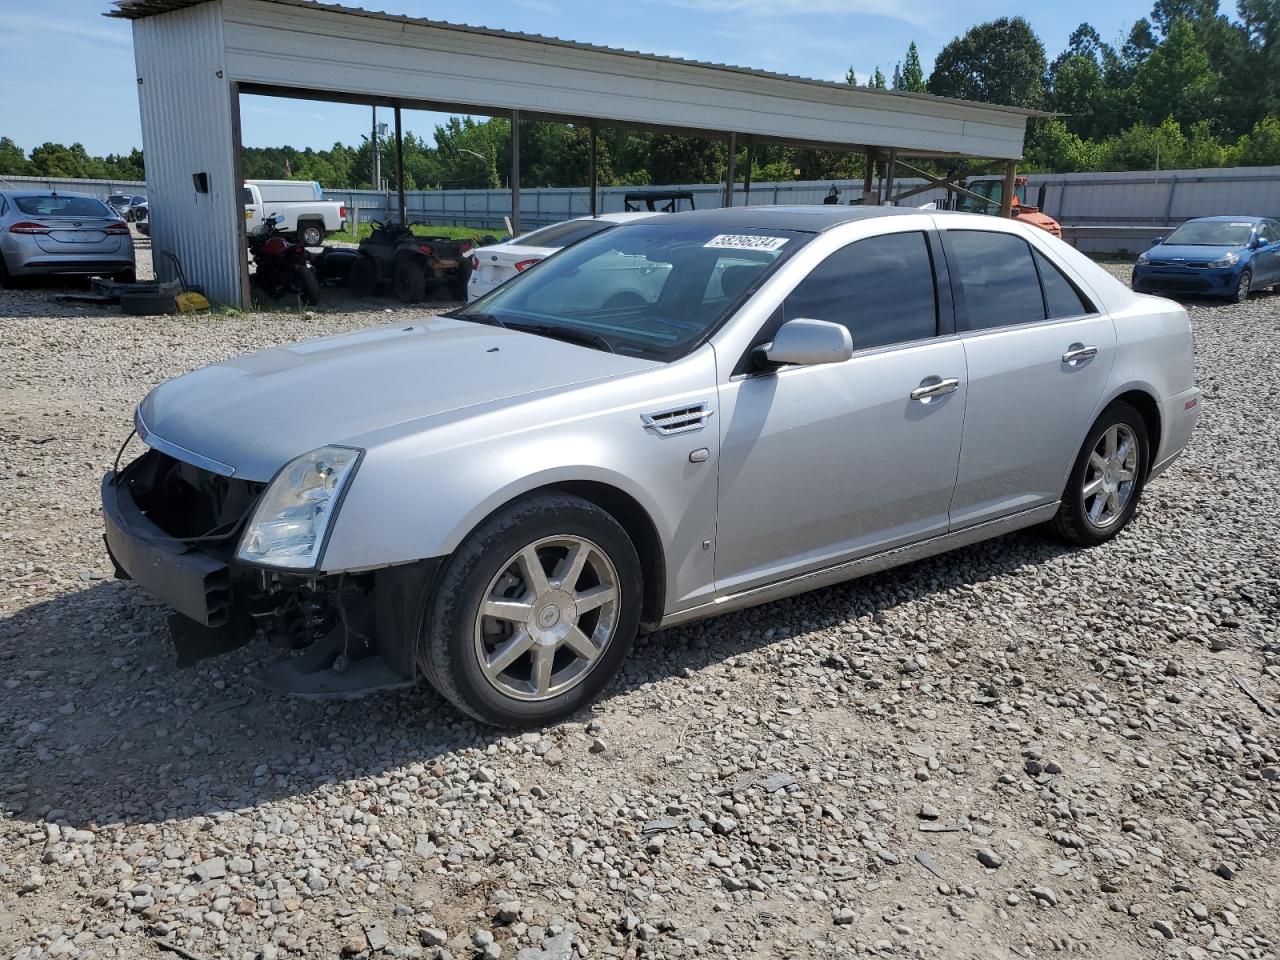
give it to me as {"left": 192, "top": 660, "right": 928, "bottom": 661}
{"left": 103, "top": 207, "right": 1200, "bottom": 727}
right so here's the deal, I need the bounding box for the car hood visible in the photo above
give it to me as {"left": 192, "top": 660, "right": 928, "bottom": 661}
{"left": 137, "top": 316, "right": 656, "bottom": 481}
{"left": 1147, "top": 243, "right": 1248, "bottom": 262}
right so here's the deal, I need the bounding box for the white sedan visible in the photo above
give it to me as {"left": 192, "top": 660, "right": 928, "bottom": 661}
{"left": 466, "top": 212, "right": 656, "bottom": 301}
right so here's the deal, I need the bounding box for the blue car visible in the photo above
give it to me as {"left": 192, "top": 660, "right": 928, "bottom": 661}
{"left": 1132, "top": 215, "right": 1280, "bottom": 302}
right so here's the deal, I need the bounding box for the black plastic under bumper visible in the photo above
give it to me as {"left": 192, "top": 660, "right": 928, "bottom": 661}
{"left": 101, "top": 471, "right": 231, "bottom": 628}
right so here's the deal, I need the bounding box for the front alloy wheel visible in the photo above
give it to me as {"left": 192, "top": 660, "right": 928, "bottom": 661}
{"left": 474, "top": 536, "right": 620, "bottom": 701}
{"left": 1232, "top": 269, "right": 1252, "bottom": 303}
{"left": 422, "top": 493, "right": 642, "bottom": 727}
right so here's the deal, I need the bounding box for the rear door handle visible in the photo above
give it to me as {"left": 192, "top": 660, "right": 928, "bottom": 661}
{"left": 910, "top": 377, "right": 960, "bottom": 401}
{"left": 1062, "top": 344, "right": 1098, "bottom": 364}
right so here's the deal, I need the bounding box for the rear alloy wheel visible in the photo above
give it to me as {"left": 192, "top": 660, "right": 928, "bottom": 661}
{"left": 393, "top": 258, "right": 427, "bottom": 303}
{"left": 1051, "top": 402, "right": 1148, "bottom": 546}
{"left": 299, "top": 223, "right": 325, "bottom": 247}
{"left": 1232, "top": 268, "right": 1252, "bottom": 303}
{"left": 421, "top": 493, "right": 642, "bottom": 727}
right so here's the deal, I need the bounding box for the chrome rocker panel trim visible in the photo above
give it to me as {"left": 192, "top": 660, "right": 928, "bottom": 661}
{"left": 659, "top": 502, "right": 1060, "bottom": 629}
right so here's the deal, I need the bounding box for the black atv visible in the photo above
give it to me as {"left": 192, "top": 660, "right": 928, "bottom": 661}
{"left": 391, "top": 232, "right": 473, "bottom": 303}
{"left": 348, "top": 219, "right": 414, "bottom": 297}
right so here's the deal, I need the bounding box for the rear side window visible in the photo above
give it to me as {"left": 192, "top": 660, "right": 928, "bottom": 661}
{"left": 783, "top": 231, "right": 938, "bottom": 350}
{"left": 516, "top": 219, "right": 614, "bottom": 249}
{"left": 945, "top": 231, "right": 1045, "bottom": 331}
{"left": 1034, "top": 249, "right": 1092, "bottom": 319}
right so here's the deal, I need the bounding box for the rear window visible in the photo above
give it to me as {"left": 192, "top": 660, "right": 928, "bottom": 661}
{"left": 15, "top": 196, "right": 113, "bottom": 218}
{"left": 515, "top": 219, "right": 615, "bottom": 249}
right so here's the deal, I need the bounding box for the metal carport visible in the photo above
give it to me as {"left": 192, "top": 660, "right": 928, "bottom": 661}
{"left": 109, "top": 0, "right": 1042, "bottom": 307}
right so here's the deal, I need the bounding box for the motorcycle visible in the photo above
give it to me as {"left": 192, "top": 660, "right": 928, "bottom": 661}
{"left": 248, "top": 213, "right": 321, "bottom": 305}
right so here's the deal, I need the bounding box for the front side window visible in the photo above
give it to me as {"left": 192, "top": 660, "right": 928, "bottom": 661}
{"left": 457, "top": 222, "right": 809, "bottom": 360}
{"left": 945, "top": 231, "right": 1045, "bottom": 331}
{"left": 781, "top": 231, "right": 938, "bottom": 350}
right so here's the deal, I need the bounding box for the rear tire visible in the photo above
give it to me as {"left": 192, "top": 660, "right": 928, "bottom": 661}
{"left": 0, "top": 253, "right": 12, "bottom": 290}
{"left": 393, "top": 258, "right": 427, "bottom": 303}
{"left": 1051, "top": 401, "right": 1149, "bottom": 547}
{"left": 299, "top": 222, "right": 325, "bottom": 247}
{"left": 420, "top": 493, "right": 642, "bottom": 728}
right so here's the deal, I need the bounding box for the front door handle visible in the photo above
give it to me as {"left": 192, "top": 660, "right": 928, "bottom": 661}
{"left": 1062, "top": 344, "right": 1098, "bottom": 364}
{"left": 910, "top": 377, "right": 960, "bottom": 401}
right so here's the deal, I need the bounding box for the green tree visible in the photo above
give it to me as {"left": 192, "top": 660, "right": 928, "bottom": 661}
{"left": 1133, "top": 18, "right": 1219, "bottom": 127}
{"left": 1023, "top": 118, "right": 1100, "bottom": 171}
{"left": 927, "top": 17, "right": 1048, "bottom": 107}
{"left": 1229, "top": 115, "right": 1280, "bottom": 163}
{"left": 1097, "top": 117, "right": 1188, "bottom": 169}
{"left": 0, "top": 137, "right": 31, "bottom": 176}
{"left": 871, "top": 67, "right": 887, "bottom": 89}
{"left": 897, "top": 41, "right": 926, "bottom": 92}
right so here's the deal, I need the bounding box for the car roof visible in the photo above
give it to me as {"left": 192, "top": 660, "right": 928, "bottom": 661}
{"left": 651, "top": 204, "right": 933, "bottom": 233}
{"left": 1183, "top": 215, "right": 1267, "bottom": 223}
{"left": 0, "top": 189, "right": 98, "bottom": 200}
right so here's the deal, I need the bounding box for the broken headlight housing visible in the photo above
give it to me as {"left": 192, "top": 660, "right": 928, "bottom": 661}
{"left": 236, "top": 445, "right": 361, "bottom": 570}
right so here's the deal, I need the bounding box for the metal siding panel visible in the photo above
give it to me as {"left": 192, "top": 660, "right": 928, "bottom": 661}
{"left": 219, "top": 0, "right": 1026, "bottom": 159}
{"left": 133, "top": 1, "right": 242, "bottom": 305}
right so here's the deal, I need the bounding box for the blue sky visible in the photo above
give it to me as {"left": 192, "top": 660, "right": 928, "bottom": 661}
{"left": 5, "top": 0, "right": 1164, "bottom": 156}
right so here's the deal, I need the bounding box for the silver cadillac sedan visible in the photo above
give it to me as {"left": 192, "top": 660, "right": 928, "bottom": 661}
{"left": 103, "top": 207, "right": 1200, "bottom": 727}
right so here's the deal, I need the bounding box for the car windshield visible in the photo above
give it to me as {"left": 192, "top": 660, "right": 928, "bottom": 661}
{"left": 514, "top": 219, "right": 616, "bottom": 249}
{"left": 455, "top": 221, "right": 809, "bottom": 360}
{"left": 108, "top": 195, "right": 130, "bottom": 205}
{"left": 1164, "top": 220, "right": 1255, "bottom": 246}
{"left": 15, "top": 196, "right": 113, "bottom": 218}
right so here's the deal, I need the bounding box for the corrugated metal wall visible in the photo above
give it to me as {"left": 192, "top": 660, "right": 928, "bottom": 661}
{"left": 132, "top": 1, "right": 242, "bottom": 305}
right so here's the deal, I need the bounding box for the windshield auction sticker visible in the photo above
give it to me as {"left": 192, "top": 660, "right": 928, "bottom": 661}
{"left": 704, "top": 234, "right": 790, "bottom": 251}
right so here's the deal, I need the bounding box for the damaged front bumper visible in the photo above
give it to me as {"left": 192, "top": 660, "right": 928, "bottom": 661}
{"left": 102, "top": 449, "right": 438, "bottom": 697}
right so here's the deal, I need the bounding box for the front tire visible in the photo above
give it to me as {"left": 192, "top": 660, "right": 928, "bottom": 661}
{"left": 421, "top": 493, "right": 643, "bottom": 727}
{"left": 293, "top": 264, "right": 321, "bottom": 306}
{"left": 349, "top": 256, "right": 380, "bottom": 297}
{"left": 1051, "top": 402, "right": 1149, "bottom": 546}
{"left": 1231, "top": 268, "right": 1252, "bottom": 303}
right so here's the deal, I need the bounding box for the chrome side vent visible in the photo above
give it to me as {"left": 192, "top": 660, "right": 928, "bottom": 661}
{"left": 641, "top": 402, "right": 713, "bottom": 436}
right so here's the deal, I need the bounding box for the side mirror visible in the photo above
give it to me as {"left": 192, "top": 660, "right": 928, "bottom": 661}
{"left": 1251, "top": 235, "right": 1265, "bottom": 249}
{"left": 1151, "top": 236, "right": 1165, "bottom": 246}
{"left": 755, "top": 318, "right": 853, "bottom": 369}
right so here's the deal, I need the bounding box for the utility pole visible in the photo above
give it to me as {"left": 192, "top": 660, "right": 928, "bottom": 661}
{"left": 372, "top": 105, "right": 381, "bottom": 192}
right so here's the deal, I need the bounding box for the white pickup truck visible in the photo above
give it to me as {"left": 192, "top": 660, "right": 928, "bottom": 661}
{"left": 242, "top": 180, "right": 346, "bottom": 247}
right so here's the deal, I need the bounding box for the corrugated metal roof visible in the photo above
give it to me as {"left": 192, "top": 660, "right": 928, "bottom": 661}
{"left": 106, "top": 0, "right": 1047, "bottom": 118}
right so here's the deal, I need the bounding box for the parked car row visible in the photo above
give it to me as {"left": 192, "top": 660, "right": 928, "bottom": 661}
{"left": 103, "top": 206, "right": 1199, "bottom": 727}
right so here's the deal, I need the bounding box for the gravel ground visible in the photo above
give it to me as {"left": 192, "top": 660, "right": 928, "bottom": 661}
{"left": 1, "top": 260, "right": 1278, "bottom": 960}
